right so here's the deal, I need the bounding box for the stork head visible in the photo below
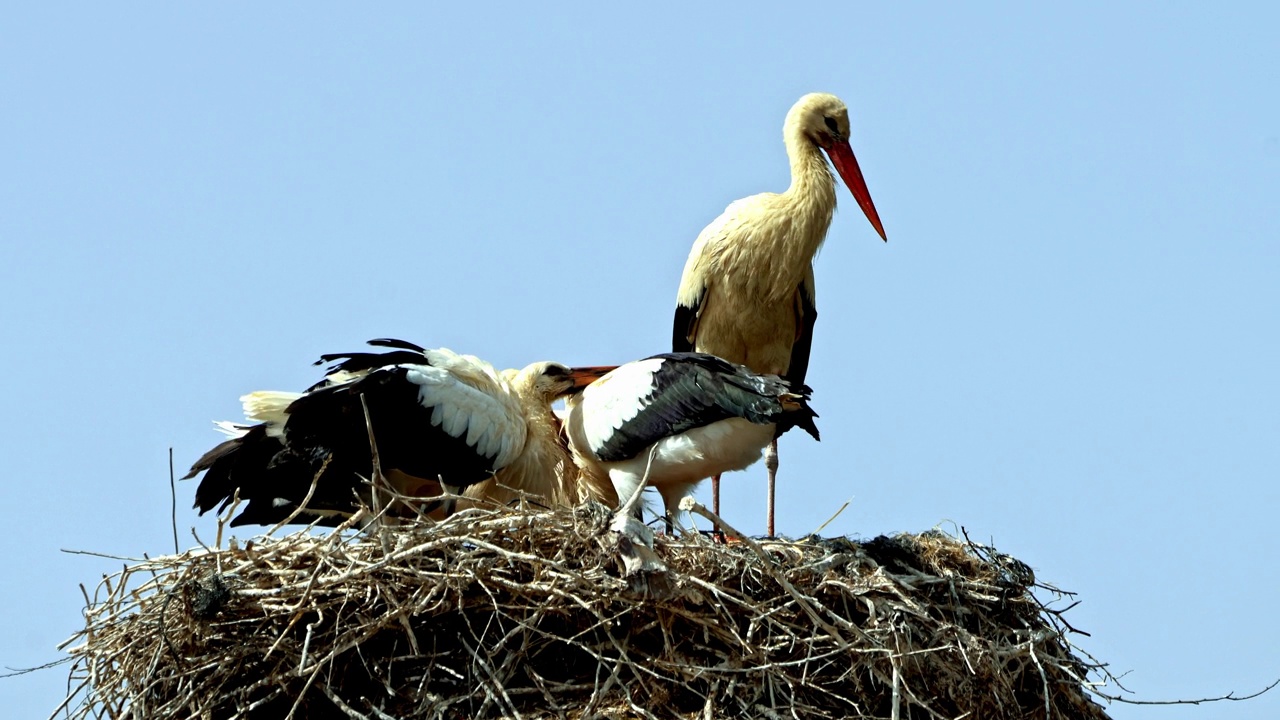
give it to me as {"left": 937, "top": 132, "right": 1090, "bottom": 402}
{"left": 516, "top": 362, "right": 618, "bottom": 401}
{"left": 787, "top": 92, "right": 887, "bottom": 242}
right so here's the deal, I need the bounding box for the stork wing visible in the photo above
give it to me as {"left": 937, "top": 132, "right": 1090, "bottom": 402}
{"left": 673, "top": 257, "right": 707, "bottom": 353}
{"left": 581, "top": 353, "right": 808, "bottom": 463}
{"left": 284, "top": 357, "right": 526, "bottom": 485}
{"left": 307, "top": 337, "right": 437, "bottom": 391}
{"left": 672, "top": 299, "right": 701, "bottom": 353}
{"left": 673, "top": 197, "right": 764, "bottom": 352}
{"left": 188, "top": 341, "right": 528, "bottom": 526}
{"left": 784, "top": 270, "right": 818, "bottom": 386}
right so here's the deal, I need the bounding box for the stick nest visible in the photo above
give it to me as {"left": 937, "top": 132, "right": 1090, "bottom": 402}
{"left": 59, "top": 503, "right": 1114, "bottom": 719}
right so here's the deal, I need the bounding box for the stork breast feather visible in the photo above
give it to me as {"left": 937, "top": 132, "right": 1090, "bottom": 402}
{"left": 404, "top": 366, "right": 523, "bottom": 468}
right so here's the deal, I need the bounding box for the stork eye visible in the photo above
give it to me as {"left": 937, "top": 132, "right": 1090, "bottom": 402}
{"left": 823, "top": 117, "right": 839, "bottom": 134}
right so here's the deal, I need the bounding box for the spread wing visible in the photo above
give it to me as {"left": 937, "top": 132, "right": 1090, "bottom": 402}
{"left": 187, "top": 340, "right": 529, "bottom": 526}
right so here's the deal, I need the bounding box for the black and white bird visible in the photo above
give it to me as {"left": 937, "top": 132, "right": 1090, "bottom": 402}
{"left": 673, "top": 92, "right": 886, "bottom": 536}
{"left": 186, "top": 338, "right": 614, "bottom": 526}
{"left": 564, "top": 352, "right": 820, "bottom": 530}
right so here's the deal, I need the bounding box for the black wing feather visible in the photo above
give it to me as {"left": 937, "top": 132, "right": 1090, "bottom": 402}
{"left": 594, "top": 352, "right": 819, "bottom": 462}
{"left": 187, "top": 424, "right": 362, "bottom": 527}
{"left": 784, "top": 281, "right": 818, "bottom": 387}
{"left": 672, "top": 298, "right": 701, "bottom": 353}
{"left": 286, "top": 367, "right": 502, "bottom": 487}
{"left": 312, "top": 338, "right": 433, "bottom": 387}
{"left": 367, "top": 337, "right": 427, "bottom": 352}
{"left": 188, "top": 339, "right": 507, "bottom": 527}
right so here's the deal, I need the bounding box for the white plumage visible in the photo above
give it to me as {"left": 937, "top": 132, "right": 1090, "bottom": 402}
{"left": 565, "top": 352, "right": 819, "bottom": 531}
{"left": 408, "top": 363, "right": 524, "bottom": 467}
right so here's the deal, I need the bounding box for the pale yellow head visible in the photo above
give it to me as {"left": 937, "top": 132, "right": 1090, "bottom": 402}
{"left": 511, "top": 362, "right": 617, "bottom": 402}
{"left": 785, "top": 92, "right": 853, "bottom": 151}
{"left": 784, "top": 92, "right": 887, "bottom": 241}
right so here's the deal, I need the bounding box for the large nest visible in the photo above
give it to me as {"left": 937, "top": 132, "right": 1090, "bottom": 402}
{"left": 58, "top": 502, "right": 1113, "bottom": 719}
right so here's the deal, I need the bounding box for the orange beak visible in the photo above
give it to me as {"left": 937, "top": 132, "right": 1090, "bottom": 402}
{"left": 566, "top": 365, "right": 618, "bottom": 391}
{"left": 826, "top": 140, "right": 887, "bottom": 242}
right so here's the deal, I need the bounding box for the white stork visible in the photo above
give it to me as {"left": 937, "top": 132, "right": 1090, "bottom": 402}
{"left": 673, "top": 92, "right": 886, "bottom": 535}
{"left": 564, "top": 352, "right": 819, "bottom": 530}
{"left": 186, "top": 338, "right": 615, "bottom": 526}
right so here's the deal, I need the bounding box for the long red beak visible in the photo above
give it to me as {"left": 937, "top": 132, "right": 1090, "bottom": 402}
{"left": 826, "top": 140, "right": 887, "bottom": 242}
{"left": 567, "top": 365, "right": 618, "bottom": 391}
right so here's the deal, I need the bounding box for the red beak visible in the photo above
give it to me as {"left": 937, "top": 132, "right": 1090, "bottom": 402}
{"left": 826, "top": 140, "right": 887, "bottom": 242}
{"left": 567, "top": 365, "right": 618, "bottom": 391}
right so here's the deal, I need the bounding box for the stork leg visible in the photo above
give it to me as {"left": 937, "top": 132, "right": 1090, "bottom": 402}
{"left": 765, "top": 440, "right": 779, "bottom": 537}
{"left": 711, "top": 474, "right": 722, "bottom": 515}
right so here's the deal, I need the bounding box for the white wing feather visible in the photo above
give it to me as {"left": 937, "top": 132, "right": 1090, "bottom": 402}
{"left": 238, "top": 390, "right": 302, "bottom": 438}
{"left": 574, "top": 359, "right": 664, "bottom": 455}
{"left": 405, "top": 362, "right": 526, "bottom": 469}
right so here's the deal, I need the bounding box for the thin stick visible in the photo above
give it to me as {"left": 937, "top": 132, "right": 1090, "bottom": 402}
{"left": 266, "top": 457, "right": 330, "bottom": 537}
{"left": 168, "top": 447, "right": 179, "bottom": 554}
{"left": 809, "top": 496, "right": 852, "bottom": 537}
{"left": 1093, "top": 677, "right": 1280, "bottom": 706}
{"left": 0, "top": 657, "right": 71, "bottom": 678}
{"left": 618, "top": 445, "right": 659, "bottom": 520}
{"left": 360, "top": 393, "right": 393, "bottom": 554}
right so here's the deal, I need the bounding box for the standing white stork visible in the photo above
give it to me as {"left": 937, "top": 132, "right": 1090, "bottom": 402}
{"left": 673, "top": 92, "right": 886, "bottom": 536}
{"left": 564, "top": 352, "right": 819, "bottom": 530}
{"left": 185, "top": 338, "right": 614, "bottom": 526}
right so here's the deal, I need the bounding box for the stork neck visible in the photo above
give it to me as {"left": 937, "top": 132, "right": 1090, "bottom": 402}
{"left": 509, "top": 386, "right": 576, "bottom": 504}
{"left": 513, "top": 385, "right": 560, "bottom": 447}
{"left": 783, "top": 131, "right": 837, "bottom": 207}
{"left": 765, "top": 131, "right": 837, "bottom": 281}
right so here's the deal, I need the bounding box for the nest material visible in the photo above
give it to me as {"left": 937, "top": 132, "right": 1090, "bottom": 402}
{"left": 59, "top": 502, "right": 1113, "bottom": 719}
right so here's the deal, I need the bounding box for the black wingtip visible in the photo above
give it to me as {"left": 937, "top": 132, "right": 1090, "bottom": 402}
{"left": 800, "top": 414, "right": 821, "bottom": 441}
{"left": 776, "top": 391, "right": 820, "bottom": 442}
{"left": 672, "top": 304, "right": 699, "bottom": 353}
{"left": 367, "top": 337, "right": 427, "bottom": 353}
{"left": 315, "top": 338, "right": 427, "bottom": 366}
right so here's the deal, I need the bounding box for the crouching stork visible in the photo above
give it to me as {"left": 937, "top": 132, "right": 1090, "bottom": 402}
{"left": 185, "top": 338, "right": 614, "bottom": 527}
{"left": 564, "top": 352, "right": 820, "bottom": 532}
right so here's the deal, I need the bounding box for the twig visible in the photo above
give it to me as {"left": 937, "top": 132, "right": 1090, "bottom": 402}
{"left": 1093, "top": 676, "right": 1280, "bottom": 705}
{"left": 619, "top": 445, "right": 658, "bottom": 519}
{"left": 58, "top": 549, "right": 144, "bottom": 562}
{"left": 168, "top": 447, "right": 179, "bottom": 554}
{"left": 266, "top": 457, "right": 331, "bottom": 537}
{"left": 320, "top": 683, "right": 372, "bottom": 719}
{"left": 0, "top": 658, "right": 71, "bottom": 678}
{"left": 45, "top": 676, "right": 90, "bottom": 720}
{"left": 808, "top": 495, "right": 852, "bottom": 537}
{"left": 359, "top": 393, "right": 394, "bottom": 555}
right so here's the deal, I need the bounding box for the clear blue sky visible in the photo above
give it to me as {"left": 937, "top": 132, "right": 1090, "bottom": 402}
{"left": 2, "top": 4, "right": 1277, "bottom": 717}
